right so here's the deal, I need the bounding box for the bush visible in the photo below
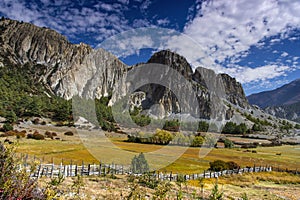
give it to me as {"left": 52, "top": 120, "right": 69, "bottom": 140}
{"left": 198, "top": 121, "right": 209, "bottom": 132}
{"left": 224, "top": 139, "right": 234, "bottom": 148}
{"left": 152, "top": 129, "right": 173, "bottom": 145}
{"left": 209, "top": 160, "right": 239, "bottom": 171}
{"left": 204, "top": 133, "right": 217, "bottom": 147}
{"left": 252, "top": 123, "right": 263, "bottom": 132}
{"left": 163, "top": 120, "right": 180, "bottom": 132}
{"left": 45, "top": 131, "right": 57, "bottom": 139}
{"left": 64, "top": 131, "right": 74, "bottom": 136}
{"left": 4, "top": 130, "right": 16, "bottom": 137}
{"left": 16, "top": 130, "right": 26, "bottom": 138}
{"left": 0, "top": 142, "right": 45, "bottom": 199}
{"left": 209, "top": 160, "right": 228, "bottom": 171}
{"left": 27, "top": 131, "right": 44, "bottom": 140}
{"left": 191, "top": 136, "right": 204, "bottom": 147}
{"left": 2, "top": 123, "right": 13, "bottom": 132}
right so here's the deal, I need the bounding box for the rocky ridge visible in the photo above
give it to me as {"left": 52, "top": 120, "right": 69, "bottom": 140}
{"left": 0, "top": 18, "right": 249, "bottom": 120}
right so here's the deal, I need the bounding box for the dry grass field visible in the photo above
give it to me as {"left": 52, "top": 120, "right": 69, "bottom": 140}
{"left": 1, "top": 124, "right": 299, "bottom": 174}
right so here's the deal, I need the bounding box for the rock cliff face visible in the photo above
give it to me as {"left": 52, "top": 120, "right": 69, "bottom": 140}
{"left": 130, "top": 50, "right": 249, "bottom": 119}
{"left": 0, "top": 18, "right": 249, "bottom": 120}
{"left": 0, "top": 18, "right": 127, "bottom": 100}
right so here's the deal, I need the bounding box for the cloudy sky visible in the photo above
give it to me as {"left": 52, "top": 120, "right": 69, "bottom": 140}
{"left": 0, "top": 0, "right": 299, "bottom": 95}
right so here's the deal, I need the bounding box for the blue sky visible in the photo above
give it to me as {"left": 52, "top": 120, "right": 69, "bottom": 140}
{"left": 0, "top": 0, "right": 299, "bottom": 95}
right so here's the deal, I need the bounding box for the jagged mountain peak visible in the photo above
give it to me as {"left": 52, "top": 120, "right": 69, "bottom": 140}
{"left": 0, "top": 18, "right": 251, "bottom": 120}
{"left": 147, "top": 49, "right": 193, "bottom": 79}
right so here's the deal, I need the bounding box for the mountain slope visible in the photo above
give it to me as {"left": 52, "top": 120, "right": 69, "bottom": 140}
{"left": 247, "top": 79, "right": 300, "bottom": 108}
{"left": 0, "top": 18, "right": 251, "bottom": 122}
{"left": 0, "top": 18, "right": 127, "bottom": 100}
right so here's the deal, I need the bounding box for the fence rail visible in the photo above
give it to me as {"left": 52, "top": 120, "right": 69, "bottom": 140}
{"left": 26, "top": 163, "right": 277, "bottom": 181}
{"left": 18, "top": 154, "right": 298, "bottom": 181}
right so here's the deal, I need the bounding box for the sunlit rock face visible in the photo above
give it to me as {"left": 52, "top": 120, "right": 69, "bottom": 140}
{"left": 0, "top": 18, "right": 250, "bottom": 120}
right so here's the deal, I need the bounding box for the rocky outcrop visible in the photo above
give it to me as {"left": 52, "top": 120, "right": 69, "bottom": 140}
{"left": 265, "top": 102, "right": 300, "bottom": 123}
{"left": 220, "top": 74, "right": 249, "bottom": 108}
{"left": 0, "top": 18, "right": 127, "bottom": 99}
{"left": 0, "top": 18, "right": 250, "bottom": 120}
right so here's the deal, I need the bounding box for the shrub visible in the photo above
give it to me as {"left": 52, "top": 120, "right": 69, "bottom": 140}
{"left": 252, "top": 123, "right": 263, "bottom": 132}
{"left": 198, "top": 121, "right": 209, "bottom": 132}
{"left": 2, "top": 123, "right": 13, "bottom": 132}
{"left": 209, "top": 160, "right": 228, "bottom": 171}
{"left": 0, "top": 142, "right": 45, "bottom": 199}
{"left": 226, "top": 161, "right": 239, "bottom": 169}
{"left": 209, "top": 160, "right": 239, "bottom": 171}
{"left": 16, "top": 130, "right": 26, "bottom": 138}
{"left": 163, "top": 119, "right": 180, "bottom": 132}
{"left": 191, "top": 136, "right": 204, "bottom": 147}
{"left": 32, "top": 118, "right": 40, "bottom": 125}
{"left": 224, "top": 139, "right": 234, "bottom": 148}
{"left": 204, "top": 133, "right": 217, "bottom": 147}
{"left": 152, "top": 129, "right": 173, "bottom": 145}
{"left": 4, "top": 130, "right": 16, "bottom": 137}
{"left": 64, "top": 131, "right": 74, "bottom": 136}
{"left": 27, "top": 131, "right": 44, "bottom": 140}
{"left": 45, "top": 131, "right": 57, "bottom": 138}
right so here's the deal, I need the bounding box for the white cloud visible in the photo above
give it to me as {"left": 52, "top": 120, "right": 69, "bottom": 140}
{"left": 157, "top": 18, "right": 170, "bottom": 26}
{"left": 229, "top": 65, "right": 294, "bottom": 83}
{"left": 140, "top": 0, "right": 151, "bottom": 12}
{"left": 0, "top": 0, "right": 132, "bottom": 44}
{"left": 281, "top": 52, "right": 289, "bottom": 57}
{"left": 162, "top": 0, "right": 300, "bottom": 84}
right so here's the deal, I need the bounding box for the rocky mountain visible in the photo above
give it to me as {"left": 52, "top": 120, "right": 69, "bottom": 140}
{"left": 0, "top": 18, "right": 250, "bottom": 121}
{"left": 0, "top": 18, "right": 127, "bottom": 100}
{"left": 265, "top": 102, "right": 300, "bottom": 123}
{"left": 247, "top": 79, "right": 300, "bottom": 108}
{"left": 247, "top": 79, "right": 300, "bottom": 122}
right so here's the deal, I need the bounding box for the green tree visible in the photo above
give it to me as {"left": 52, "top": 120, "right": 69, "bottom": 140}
{"left": 222, "top": 122, "right": 236, "bottom": 134}
{"left": 5, "top": 110, "right": 17, "bottom": 123}
{"left": 252, "top": 123, "right": 263, "bottom": 132}
{"left": 2, "top": 123, "right": 13, "bottom": 132}
{"left": 224, "top": 139, "right": 234, "bottom": 148}
{"left": 131, "top": 153, "right": 149, "bottom": 174}
{"left": 209, "top": 160, "right": 228, "bottom": 171}
{"left": 235, "top": 123, "right": 248, "bottom": 134}
{"left": 198, "top": 121, "right": 209, "bottom": 132}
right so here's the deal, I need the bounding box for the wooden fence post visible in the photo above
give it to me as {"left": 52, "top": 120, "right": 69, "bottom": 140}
{"left": 99, "top": 162, "right": 102, "bottom": 176}
{"left": 75, "top": 164, "right": 78, "bottom": 176}
{"left": 88, "top": 164, "right": 91, "bottom": 176}
{"left": 81, "top": 161, "right": 84, "bottom": 176}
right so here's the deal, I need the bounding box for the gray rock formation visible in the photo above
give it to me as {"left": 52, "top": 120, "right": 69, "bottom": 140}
{"left": 0, "top": 18, "right": 250, "bottom": 120}
{"left": 0, "top": 18, "right": 127, "bottom": 100}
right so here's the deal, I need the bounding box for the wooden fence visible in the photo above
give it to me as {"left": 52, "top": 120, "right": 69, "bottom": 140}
{"left": 18, "top": 154, "right": 298, "bottom": 181}
{"left": 27, "top": 163, "right": 274, "bottom": 180}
